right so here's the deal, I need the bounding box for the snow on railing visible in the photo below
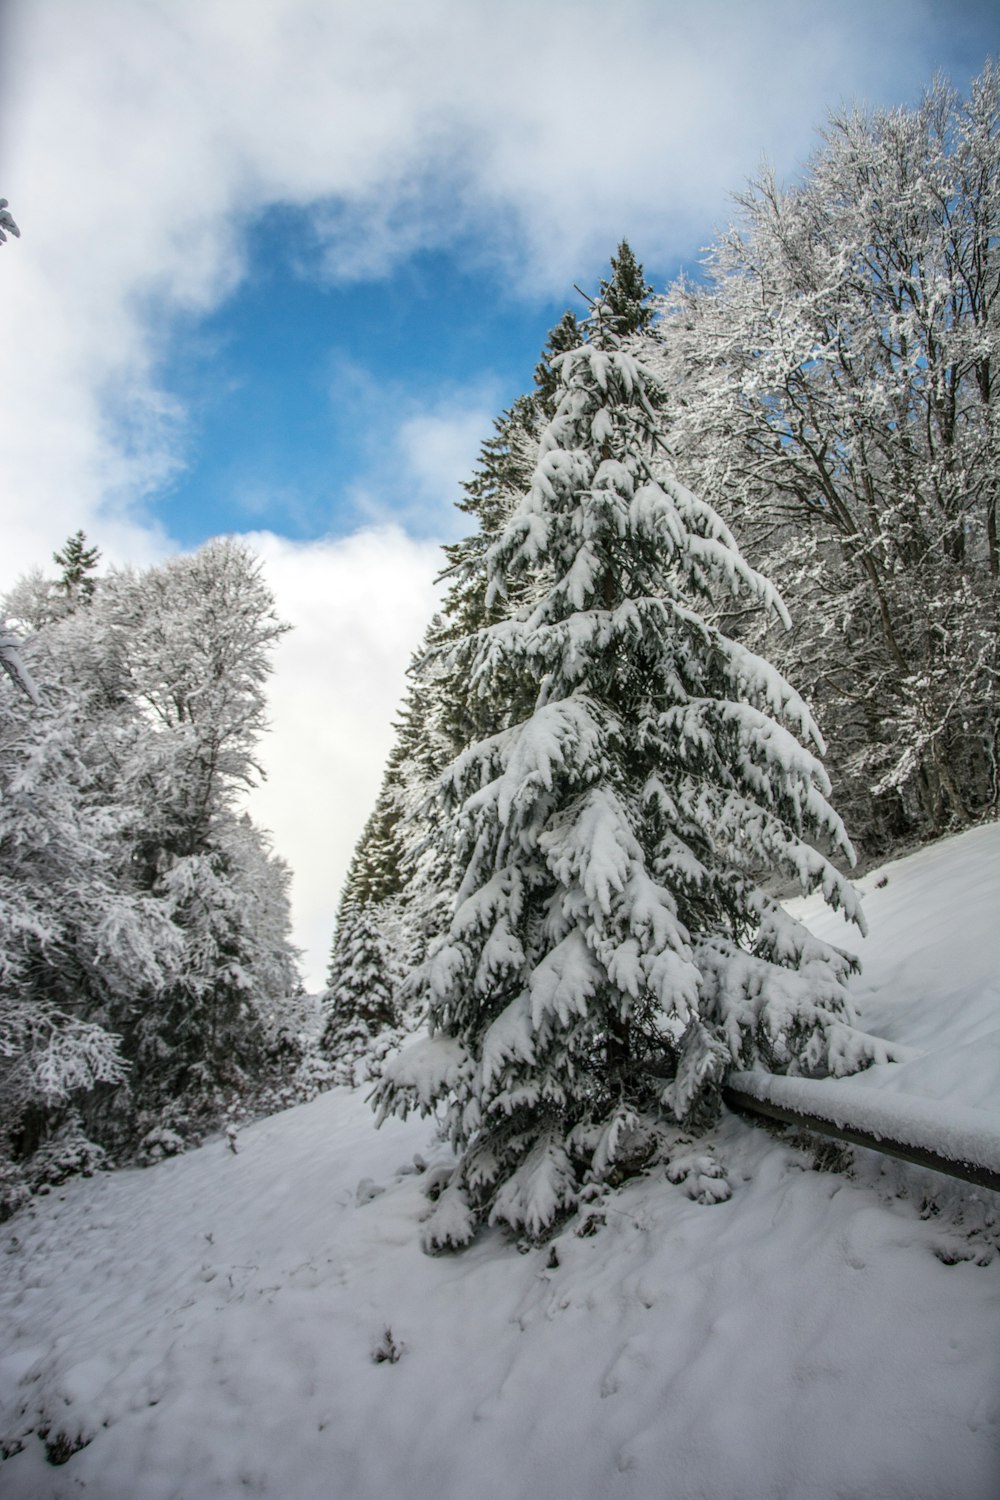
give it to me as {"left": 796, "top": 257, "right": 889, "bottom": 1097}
{"left": 725, "top": 1070, "right": 1000, "bottom": 1194}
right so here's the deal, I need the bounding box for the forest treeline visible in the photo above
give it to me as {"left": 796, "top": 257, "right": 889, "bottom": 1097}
{"left": 321, "top": 70, "right": 999, "bottom": 1245}
{"left": 2, "top": 68, "right": 996, "bottom": 1231}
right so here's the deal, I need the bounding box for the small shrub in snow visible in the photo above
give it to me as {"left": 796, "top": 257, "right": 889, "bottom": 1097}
{"left": 419, "top": 1176, "right": 477, "bottom": 1253}
{"left": 25, "top": 1117, "right": 108, "bottom": 1190}
{"left": 137, "top": 1127, "right": 187, "bottom": 1165}
{"left": 575, "top": 1209, "right": 606, "bottom": 1238}
{"left": 42, "top": 1429, "right": 91, "bottom": 1466}
{"left": 665, "top": 1148, "right": 732, "bottom": 1205}
{"left": 371, "top": 1327, "right": 404, "bottom": 1364}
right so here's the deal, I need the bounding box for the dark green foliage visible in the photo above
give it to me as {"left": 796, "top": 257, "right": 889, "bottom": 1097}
{"left": 533, "top": 311, "right": 582, "bottom": 417}
{"left": 53, "top": 531, "right": 101, "bottom": 603}
{"left": 598, "top": 241, "right": 655, "bottom": 336}
{"left": 441, "top": 398, "right": 542, "bottom": 637}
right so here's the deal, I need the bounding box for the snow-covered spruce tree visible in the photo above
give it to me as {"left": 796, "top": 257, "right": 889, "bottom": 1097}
{"left": 323, "top": 396, "right": 547, "bottom": 1077}
{"left": 598, "top": 241, "right": 655, "bottom": 337}
{"left": 375, "top": 305, "right": 892, "bottom": 1249}
{"left": 320, "top": 627, "right": 452, "bottom": 1067}
{"left": 320, "top": 887, "right": 405, "bottom": 1086}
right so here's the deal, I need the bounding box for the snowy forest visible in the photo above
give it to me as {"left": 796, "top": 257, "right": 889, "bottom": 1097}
{"left": 1, "top": 69, "right": 998, "bottom": 1241}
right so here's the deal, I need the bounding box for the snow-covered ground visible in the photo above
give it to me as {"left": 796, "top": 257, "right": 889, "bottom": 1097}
{"left": 2, "top": 826, "right": 998, "bottom": 1499}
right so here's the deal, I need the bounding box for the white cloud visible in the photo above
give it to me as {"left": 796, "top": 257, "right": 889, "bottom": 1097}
{"left": 1, "top": 0, "right": 970, "bottom": 578}
{"left": 398, "top": 408, "right": 492, "bottom": 501}
{"left": 243, "top": 527, "right": 443, "bottom": 991}
{"left": 352, "top": 405, "right": 498, "bottom": 537}
{"left": 321, "top": 351, "right": 499, "bottom": 535}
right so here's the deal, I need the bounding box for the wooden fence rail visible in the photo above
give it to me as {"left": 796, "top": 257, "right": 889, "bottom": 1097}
{"left": 724, "top": 1071, "right": 1000, "bottom": 1195}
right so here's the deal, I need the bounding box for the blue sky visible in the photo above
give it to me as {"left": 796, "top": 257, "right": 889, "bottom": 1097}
{"left": 154, "top": 226, "right": 595, "bottom": 547}
{"left": 151, "top": 211, "right": 695, "bottom": 552}
{"left": 1, "top": 0, "right": 997, "bottom": 986}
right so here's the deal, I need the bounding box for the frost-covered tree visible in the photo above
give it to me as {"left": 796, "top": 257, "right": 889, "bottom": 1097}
{"left": 0, "top": 624, "right": 40, "bottom": 704}
{"left": 651, "top": 68, "right": 1000, "bottom": 851}
{"left": 375, "top": 306, "right": 891, "bottom": 1249}
{"left": 107, "top": 539, "right": 288, "bottom": 863}
{"left": 129, "top": 819, "right": 299, "bottom": 1115}
{"left": 333, "top": 262, "right": 672, "bottom": 1096}
{"left": 0, "top": 680, "right": 177, "bottom": 1188}
{"left": 93, "top": 542, "right": 300, "bottom": 1122}
{"left": 0, "top": 538, "right": 301, "bottom": 1177}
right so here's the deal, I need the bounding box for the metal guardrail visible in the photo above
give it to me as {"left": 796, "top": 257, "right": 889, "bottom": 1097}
{"left": 724, "top": 1075, "right": 1000, "bottom": 1194}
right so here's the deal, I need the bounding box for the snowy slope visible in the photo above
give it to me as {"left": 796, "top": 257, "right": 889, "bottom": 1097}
{"left": 787, "top": 822, "right": 1000, "bottom": 1116}
{"left": 1, "top": 827, "right": 998, "bottom": 1500}
{"left": 730, "top": 823, "right": 1000, "bottom": 1182}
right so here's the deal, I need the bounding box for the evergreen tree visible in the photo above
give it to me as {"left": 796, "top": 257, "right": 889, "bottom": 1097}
{"left": 534, "top": 311, "right": 582, "bottom": 418}
{"left": 324, "top": 394, "right": 547, "bottom": 1058}
{"left": 323, "top": 624, "right": 454, "bottom": 1008}
{"left": 598, "top": 241, "right": 655, "bottom": 336}
{"left": 53, "top": 531, "right": 101, "bottom": 603}
{"left": 329, "top": 266, "right": 658, "bottom": 1093}
{"left": 375, "top": 304, "right": 891, "bottom": 1249}
{"left": 441, "top": 401, "right": 543, "bottom": 634}
{"left": 337, "top": 805, "right": 399, "bottom": 915}
{"left": 320, "top": 897, "right": 403, "bottom": 1085}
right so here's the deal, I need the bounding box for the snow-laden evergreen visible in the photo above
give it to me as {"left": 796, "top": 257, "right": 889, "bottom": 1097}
{"left": 326, "top": 259, "right": 654, "bottom": 1050}
{"left": 376, "top": 310, "right": 895, "bottom": 1247}
{"left": 320, "top": 896, "right": 411, "bottom": 1086}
